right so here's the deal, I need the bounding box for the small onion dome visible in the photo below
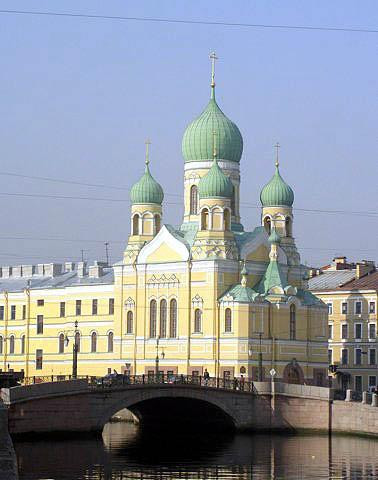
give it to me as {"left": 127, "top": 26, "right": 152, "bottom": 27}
{"left": 260, "top": 165, "right": 294, "bottom": 207}
{"left": 130, "top": 162, "right": 164, "bottom": 205}
{"left": 182, "top": 89, "right": 243, "bottom": 163}
{"left": 198, "top": 158, "right": 233, "bottom": 199}
{"left": 268, "top": 228, "right": 281, "bottom": 244}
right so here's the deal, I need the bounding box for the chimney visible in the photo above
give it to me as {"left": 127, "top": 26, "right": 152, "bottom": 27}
{"left": 43, "top": 263, "right": 63, "bottom": 277}
{"left": 77, "top": 262, "right": 87, "bottom": 278}
{"left": 12, "top": 265, "right": 22, "bottom": 278}
{"left": 65, "top": 262, "right": 75, "bottom": 273}
{"left": 2, "top": 266, "right": 12, "bottom": 278}
{"left": 356, "top": 261, "right": 376, "bottom": 279}
{"left": 88, "top": 261, "right": 107, "bottom": 279}
{"left": 22, "top": 265, "right": 35, "bottom": 277}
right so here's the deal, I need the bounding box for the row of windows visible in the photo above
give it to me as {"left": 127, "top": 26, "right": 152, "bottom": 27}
{"left": 332, "top": 347, "right": 377, "bottom": 366}
{"left": 0, "top": 298, "right": 115, "bottom": 320}
{"left": 0, "top": 332, "right": 114, "bottom": 355}
{"left": 327, "top": 301, "right": 376, "bottom": 315}
{"left": 329, "top": 323, "right": 376, "bottom": 340}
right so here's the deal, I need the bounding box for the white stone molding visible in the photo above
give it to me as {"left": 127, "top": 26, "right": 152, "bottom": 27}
{"left": 138, "top": 225, "right": 189, "bottom": 263}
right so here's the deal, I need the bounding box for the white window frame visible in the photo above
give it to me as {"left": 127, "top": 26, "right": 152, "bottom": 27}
{"left": 354, "top": 375, "right": 362, "bottom": 391}
{"left": 354, "top": 348, "right": 362, "bottom": 365}
{"left": 354, "top": 323, "right": 363, "bottom": 341}
{"left": 354, "top": 300, "right": 362, "bottom": 315}
{"left": 341, "top": 301, "right": 348, "bottom": 315}
{"left": 368, "top": 322, "right": 376, "bottom": 340}
{"left": 327, "top": 302, "right": 333, "bottom": 315}
{"left": 368, "top": 348, "right": 376, "bottom": 365}
{"left": 369, "top": 301, "right": 376, "bottom": 314}
{"left": 328, "top": 323, "right": 333, "bottom": 340}
{"left": 341, "top": 348, "right": 348, "bottom": 365}
{"left": 341, "top": 323, "right": 348, "bottom": 341}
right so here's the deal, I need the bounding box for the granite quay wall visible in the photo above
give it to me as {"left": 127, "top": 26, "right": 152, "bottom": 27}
{"left": 2, "top": 380, "right": 377, "bottom": 437}
{"left": 0, "top": 400, "right": 18, "bottom": 480}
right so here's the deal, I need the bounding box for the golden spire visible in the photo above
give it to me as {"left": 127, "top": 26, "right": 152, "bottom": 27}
{"left": 209, "top": 51, "right": 218, "bottom": 98}
{"left": 212, "top": 131, "right": 217, "bottom": 160}
{"left": 274, "top": 142, "right": 280, "bottom": 168}
{"left": 145, "top": 139, "right": 151, "bottom": 167}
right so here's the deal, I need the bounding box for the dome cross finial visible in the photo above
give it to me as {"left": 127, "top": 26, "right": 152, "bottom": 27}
{"left": 274, "top": 142, "right": 280, "bottom": 168}
{"left": 145, "top": 139, "right": 151, "bottom": 169}
{"left": 209, "top": 51, "right": 218, "bottom": 98}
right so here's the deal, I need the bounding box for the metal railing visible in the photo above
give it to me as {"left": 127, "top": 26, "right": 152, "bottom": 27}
{"left": 21, "top": 374, "right": 257, "bottom": 394}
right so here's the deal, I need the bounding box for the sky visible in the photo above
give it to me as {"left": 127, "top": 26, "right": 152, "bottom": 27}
{"left": 0, "top": 0, "right": 377, "bottom": 267}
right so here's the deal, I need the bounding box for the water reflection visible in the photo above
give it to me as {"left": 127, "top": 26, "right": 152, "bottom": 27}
{"left": 14, "top": 422, "right": 378, "bottom": 480}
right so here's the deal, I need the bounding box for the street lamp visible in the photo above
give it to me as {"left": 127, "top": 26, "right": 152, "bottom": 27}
{"left": 155, "top": 335, "right": 165, "bottom": 378}
{"left": 64, "top": 320, "right": 79, "bottom": 379}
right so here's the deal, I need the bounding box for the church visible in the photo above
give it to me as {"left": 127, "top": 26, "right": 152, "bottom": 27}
{"left": 0, "top": 56, "right": 328, "bottom": 385}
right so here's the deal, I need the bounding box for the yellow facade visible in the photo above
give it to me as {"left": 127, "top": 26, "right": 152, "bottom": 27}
{"left": 0, "top": 77, "right": 329, "bottom": 385}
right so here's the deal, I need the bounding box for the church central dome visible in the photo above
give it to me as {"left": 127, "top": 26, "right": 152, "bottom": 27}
{"left": 182, "top": 89, "right": 243, "bottom": 163}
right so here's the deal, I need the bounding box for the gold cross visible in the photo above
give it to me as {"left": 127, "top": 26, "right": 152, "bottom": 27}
{"left": 274, "top": 142, "right": 280, "bottom": 168}
{"left": 210, "top": 52, "right": 218, "bottom": 87}
{"left": 145, "top": 139, "right": 151, "bottom": 166}
{"left": 213, "top": 131, "right": 217, "bottom": 159}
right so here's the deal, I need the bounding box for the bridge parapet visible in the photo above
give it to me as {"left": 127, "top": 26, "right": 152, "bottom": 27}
{"left": 1, "top": 379, "right": 88, "bottom": 405}
{"left": 253, "top": 381, "right": 332, "bottom": 400}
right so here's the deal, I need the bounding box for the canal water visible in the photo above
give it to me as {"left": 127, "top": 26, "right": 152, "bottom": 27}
{"left": 14, "top": 422, "right": 378, "bottom": 479}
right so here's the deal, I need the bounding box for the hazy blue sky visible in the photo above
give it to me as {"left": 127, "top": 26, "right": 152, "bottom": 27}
{"left": 0, "top": 1, "right": 377, "bottom": 267}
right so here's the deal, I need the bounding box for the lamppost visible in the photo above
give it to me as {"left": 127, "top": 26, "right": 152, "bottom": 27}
{"left": 155, "top": 335, "right": 165, "bottom": 378}
{"left": 65, "top": 320, "right": 79, "bottom": 379}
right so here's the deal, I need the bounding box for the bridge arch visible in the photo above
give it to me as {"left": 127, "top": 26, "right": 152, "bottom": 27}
{"left": 97, "top": 386, "right": 238, "bottom": 431}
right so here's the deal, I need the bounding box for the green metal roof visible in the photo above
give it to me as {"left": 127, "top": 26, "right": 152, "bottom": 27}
{"left": 219, "top": 284, "right": 260, "bottom": 303}
{"left": 260, "top": 165, "right": 294, "bottom": 207}
{"left": 130, "top": 162, "right": 164, "bottom": 205}
{"left": 198, "top": 158, "right": 233, "bottom": 199}
{"left": 256, "top": 256, "right": 288, "bottom": 295}
{"left": 268, "top": 228, "right": 281, "bottom": 244}
{"left": 182, "top": 89, "right": 243, "bottom": 163}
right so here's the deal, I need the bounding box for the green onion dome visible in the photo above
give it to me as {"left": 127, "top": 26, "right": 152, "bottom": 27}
{"left": 198, "top": 158, "right": 233, "bottom": 199}
{"left": 268, "top": 227, "right": 281, "bottom": 244}
{"left": 130, "top": 161, "right": 164, "bottom": 205}
{"left": 182, "top": 88, "right": 243, "bottom": 163}
{"left": 260, "top": 164, "right": 294, "bottom": 207}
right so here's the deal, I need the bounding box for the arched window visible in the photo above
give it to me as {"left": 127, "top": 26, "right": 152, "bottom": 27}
{"left": 160, "top": 299, "right": 167, "bottom": 338}
{"left": 285, "top": 217, "right": 292, "bottom": 237}
{"left": 21, "top": 335, "right": 25, "bottom": 354}
{"left": 91, "top": 332, "right": 97, "bottom": 353}
{"left": 190, "top": 185, "right": 198, "bottom": 215}
{"left": 224, "top": 209, "right": 231, "bottom": 231}
{"left": 108, "top": 332, "right": 114, "bottom": 353}
{"left": 264, "top": 216, "right": 271, "bottom": 234}
{"left": 169, "top": 299, "right": 177, "bottom": 338}
{"left": 132, "top": 214, "right": 139, "bottom": 235}
{"left": 155, "top": 214, "right": 161, "bottom": 234}
{"left": 126, "top": 311, "right": 133, "bottom": 334}
{"left": 194, "top": 309, "right": 202, "bottom": 333}
{"left": 225, "top": 308, "right": 232, "bottom": 332}
{"left": 75, "top": 332, "right": 81, "bottom": 353}
{"left": 150, "top": 300, "right": 157, "bottom": 337}
{"left": 9, "top": 335, "right": 15, "bottom": 354}
{"left": 0, "top": 336, "right": 3, "bottom": 354}
{"left": 59, "top": 333, "right": 65, "bottom": 354}
{"left": 231, "top": 185, "right": 235, "bottom": 215}
{"left": 290, "top": 305, "right": 296, "bottom": 340}
{"left": 201, "top": 208, "right": 209, "bottom": 230}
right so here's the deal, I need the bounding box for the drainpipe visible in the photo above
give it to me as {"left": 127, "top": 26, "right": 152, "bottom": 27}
{"left": 3, "top": 291, "right": 8, "bottom": 372}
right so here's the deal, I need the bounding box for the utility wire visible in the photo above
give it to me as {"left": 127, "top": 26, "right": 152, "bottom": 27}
{"left": 0, "top": 9, "right": 376, "bottom": 34}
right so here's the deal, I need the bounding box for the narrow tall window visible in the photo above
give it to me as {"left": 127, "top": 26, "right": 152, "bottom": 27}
{"left": 369, "top": 302, "right": 376, "bottom": 314}
{"left": 126, "top": 311, "right": 133, "bottom": 334}
{"left": 132, "top": 214, "right": 139, "bottom": 235}
{"left": 328, "top": 324, "right": 333, "bottom": 339}
{"left": 201, "top": 209, "right": 209, "bottom": 230}
{"left": 225, "top": 308, "right": 232, "bottom": 332}
{"left": 263, "top": 217, "right": 271, "bottom": 234}
{"left": 285, "top": 217, "right": 292, "bottom": 237}
{"left": 109, "top": 298, "right": 115, "bottom": 315}
{"left": 231, "top": 185, "right": 235, "bottom": 216}
{"left": 327, "top": 303, "right": 333, "bottom": 315}
{"left": 108, "top": 332, "right": 114, "bottom": 353}
{"left": 342, "top": 302, "right": 348, "bottom": 314}
{"left": 369, "top": 349, "right": 376, "bottom": 365}
{"left": 0, "top": 306, "right": 4, "bottom": 320}
{"left": 22, "top": 305, "right": 26, "bottom": 320}
{"left": 37, "top": 315, "right": 43, "bottom": 334}
{"left": 369, "top": 324, "right": 376, "bottom": 339}
{"left": 36, "top": 349, "right": 43, "bottom": 370}
{"left": 9, "top": 335, "right": 15, "bottom": 354}
{"left": 290, "top": 305, "right": 296, "bottom": 340}
{"left": 59, "top": 333, "right": 65, "bottom": 354}
{"left": 21, "top": 335, "right": 25, "bottom": 354}
{"left": 160, "top": 299, "right": 167, "bottom": 338}
{"left": 75, "top": 332, "right": 80, "bottom": 353}
{"left": 60, "top": 302, "right": 65, "bottom": 318}
{"left": 328, "top": 349, "right": 332, "bottom": 364}
{"left": 355, "top": 323, "right": 362, "bottom": 339}
{"left": 355, "top": 301, "right": 362, "bottom": 314}
{"left": 155, "top": 214, "right": 161, "bottom": 234}
{"left": 91, "top": 332, "right": 97, "bottom": 353}
{"left": 224, "top": 209, "right": 231, "bottom": 231}
{"left": 169, "top": 299, "right": 177, "bottom": 338}
{"left": 341, "top": 324, "right": 348, "bottom": 340}
{"left": 76, "top": 300, "right": 82, "bottom": 316}
{"left": 190, "top": 185, "right": 198, "bottom": 215}
{"left": 194, "top": 309, "right": 202, "bottom": 333}
{"left": 11, "top": 305, "right": 16, "bottom": 320}
{"left": 92, "top": 299, "right": 98, "bottom": 315}
{"left": 355, "top": 348, "right": 362, "bottom": 365}
{"left": 150, "top": 300, "right": 157, "bottom": 337}
{"left": 342, "top": 348, "right": 348, "bottom": 365}
{"left": 0, "top": 336, "right": 3, "bottom": 354}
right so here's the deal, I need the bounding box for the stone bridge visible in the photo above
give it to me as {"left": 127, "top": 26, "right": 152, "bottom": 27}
{"left": 1, "top": 376, "right": 377, "bottom": 437}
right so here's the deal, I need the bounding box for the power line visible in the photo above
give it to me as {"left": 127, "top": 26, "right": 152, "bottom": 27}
{"left": 0, "top": 9, "right": 376, "bottom": 34}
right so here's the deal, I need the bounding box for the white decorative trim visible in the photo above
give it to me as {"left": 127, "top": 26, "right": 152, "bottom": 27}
{"left": 138, "top": 225, "right": 189, "bottom": 263}
{"left": 184, "top": 160, "right": 240, "bottom": 172}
